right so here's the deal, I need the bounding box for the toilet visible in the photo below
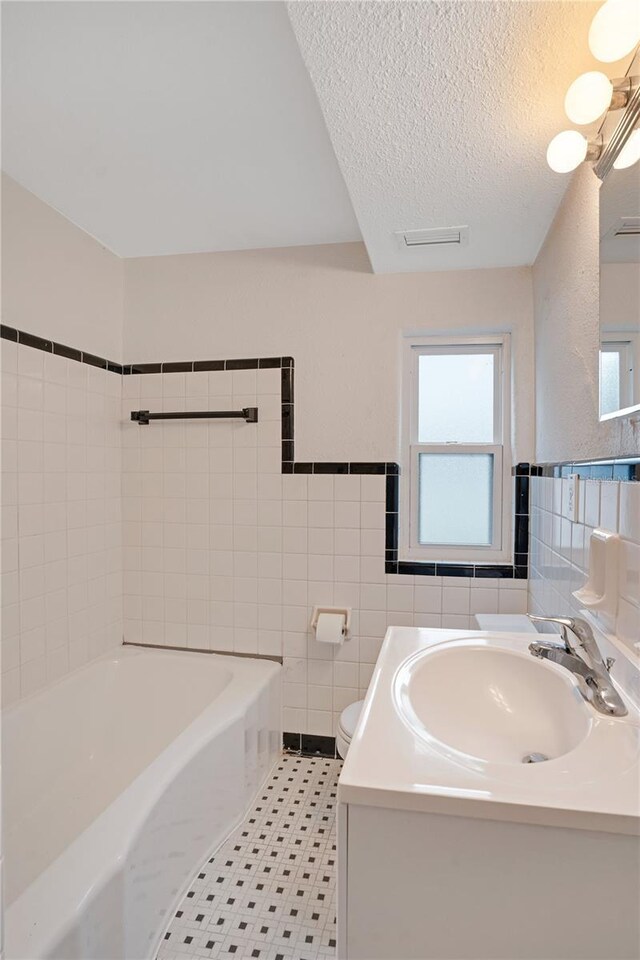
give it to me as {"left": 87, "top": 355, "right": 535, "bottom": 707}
{"left": 336, "top": 699, "right": 365, "bottom": 759}
{"left": 473, "top": 613, "right": 537, "bottom": 633}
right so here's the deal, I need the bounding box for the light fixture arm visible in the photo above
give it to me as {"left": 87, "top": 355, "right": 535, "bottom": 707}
{"left": 594, "top": 81, "right": 640, "bottom": 180}
{"left": 586, "top": 134, "right": 604, "bottom": 163}
{"left": 610, "top": 75, "right": 639, "bottom": 111}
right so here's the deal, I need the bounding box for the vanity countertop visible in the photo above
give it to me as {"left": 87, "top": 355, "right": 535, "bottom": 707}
{"left": 338, "top": 627, "right": 640, "bottom": 836}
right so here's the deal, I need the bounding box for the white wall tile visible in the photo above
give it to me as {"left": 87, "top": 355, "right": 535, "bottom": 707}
{"left": 387, "top": 584, "right": 414, "bottom": 612}
{"left": 334, "top": 475, "right": 360, "bottom": 501}
{"left": 307, "top": 475, "right": 334, "bottom": 501}
{"left": 2, "top": 353, "right": 123, "bottom": 704}
{"left": 335, "top": 500, "right": 360, "bottom": 529}
{"left": 599, "top": 481, "right": 619, "bottom": 532}
{"left": 442, "top": 586, "right": 470, "bottom": 615}
{"left": 360, "top": 501, "right": 384, "bottom": 530}
{"left": 414, "top": 583, "right": 443, "bottom": 614}
{"left": 17, "top": 345, "right": 44, "bottom": 380}
{"left": 441, "top": 614, "right": 471, "bottom": 629}
{"left": 620, "top": 540, "right": 640, "bottom": 608}
{"left": 308, "top": 527, "right": 334, "bottom": 554}
{"left": 498, "top": 588, "right": 528, "bottom": 614}
{"left": 470, "top": 587, "right": 499, "bottom": 615}
{"left": 529, "top": 475, "right": 640, "bottom": 658}
{"left": 617, "top": 597, "right": 640, "bottom": 651}
{"left": 308, "top": 500, "right": 334, "bottom": 528}
{"left": 281, "top": 478, "right": 305, "bottom": 505}
{"left": 620, "top": 482, "right": 640, "bottom": 543}
{"left": 360, "top": 583, "right": 386, "bottom": 612}
{"left": 360, "top": 475, "right": 385, "bottom": 502}
{"left": 283, "top": 499, "right": 307, "bottom": 527}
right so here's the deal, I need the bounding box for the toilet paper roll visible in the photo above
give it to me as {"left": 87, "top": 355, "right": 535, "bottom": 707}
{"left": 315, "top": 612, "right": 346, "bottom": 645}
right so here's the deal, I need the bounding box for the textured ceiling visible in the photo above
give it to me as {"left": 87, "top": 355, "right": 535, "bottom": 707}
{"left": 288, "top": 0, "right": 609, "bottom": 273}
{"left": 2, "top": 1, "right": 361, "bottom": 258}
{"left": 3, "top": 0, "right": 629, "bottom": 271}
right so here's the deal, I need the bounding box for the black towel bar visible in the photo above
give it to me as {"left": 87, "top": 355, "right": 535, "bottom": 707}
{"left": 131, "top": 407, "right": 258, "bottom": 425}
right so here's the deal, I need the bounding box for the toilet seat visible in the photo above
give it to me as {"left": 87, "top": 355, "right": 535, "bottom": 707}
{"left": 336, "top": 699, "right": 364, "bottom": 759}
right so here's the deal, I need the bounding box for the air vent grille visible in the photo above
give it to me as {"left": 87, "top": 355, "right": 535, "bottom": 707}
{"left": 614, "top": 216, "right": 640, "bottom": 237}
{"left": 396, "top": 226, "right": 469, "bottom": 249}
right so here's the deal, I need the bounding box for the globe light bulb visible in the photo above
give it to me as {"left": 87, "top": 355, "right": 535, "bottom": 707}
{"left": 565, "top": 72, "right": 614, "bottom": 124}
{"left": 589, "top": 0, "right": 640, "bottom": 63}
{"left": 613, "top": 128, "right": 640, "bottom": 168}
{"left": 547, "top": 130, "right": 589, "bottom": 173}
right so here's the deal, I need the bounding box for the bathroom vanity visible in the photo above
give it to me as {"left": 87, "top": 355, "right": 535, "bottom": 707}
{"left": 337, "top": 626, "right": 640, "bottom": 960}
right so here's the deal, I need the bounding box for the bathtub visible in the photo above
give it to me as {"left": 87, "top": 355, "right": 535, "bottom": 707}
{"left": 3, "top": 645, "right": 281, "bottom": 960}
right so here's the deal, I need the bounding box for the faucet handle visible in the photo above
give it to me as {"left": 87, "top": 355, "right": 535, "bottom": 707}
{"left": 527, "top": 614, "right": 574, "bottom": 651}
{"left": 605, "top": 656, "right": 616, "bottom": 673}
{"left": 528, "top": 613, "right": 575, "bottom": 628}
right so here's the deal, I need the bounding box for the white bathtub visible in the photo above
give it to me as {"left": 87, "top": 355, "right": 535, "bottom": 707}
{"left": 3, "top": 645, "right": 281, "bottom": 960}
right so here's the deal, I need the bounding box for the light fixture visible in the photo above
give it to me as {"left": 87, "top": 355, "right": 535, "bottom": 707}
{"left": 565, "top": 72, "right": 616, "bottom": 124}
{"left": 547, "top": 1, "right": 640, "bottom": 176}
{"left": 589, "top": 0, "right": 640, "bottom": 63}
{"left": 546, "top": 130, "right": 601, "bottom": 173}
{"left": 613, "top": 127, "right": 640, "bottom": 167}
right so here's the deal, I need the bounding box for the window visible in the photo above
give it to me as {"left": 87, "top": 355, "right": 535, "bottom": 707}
{"left": 401, "top": 335, "right": 512, "bottom": 563}
{"left": 600, "top": 334, "right": 637, "bottom": 416}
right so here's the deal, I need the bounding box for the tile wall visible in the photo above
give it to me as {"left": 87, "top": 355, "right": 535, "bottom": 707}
{"left": 1, "top": 339, "right": 123, "bottom": 705}
{"left": 529, "top": 475, "right": 640, "bottom": 654}
{"left": 122, "top": 366, "right": 527, "bottom": 736}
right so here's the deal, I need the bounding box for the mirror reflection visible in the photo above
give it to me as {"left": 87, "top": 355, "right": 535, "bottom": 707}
{"left": 599, "top": 162, "right": 640, "bottom": 419}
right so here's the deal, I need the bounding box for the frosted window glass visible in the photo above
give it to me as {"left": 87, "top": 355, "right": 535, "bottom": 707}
{"left": 600, "top": 350, "right": 621, "bottom": 415}
{"left": 418, "top": 353, "right": 495, "bottom": 442}
{"left": 418, "top": 453, "right": 493, "bottom": 546}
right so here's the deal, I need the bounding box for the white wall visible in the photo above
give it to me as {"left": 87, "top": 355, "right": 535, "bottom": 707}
{"left": 122, "top": 365, "right": 528, "bottom": 737}
{"left": 124, "top": 244, "right": 535, "bottom": 464}
{"left": 2, "top": 174, "right": 124, "bottom": 361}
{"left": 600, "top": 261, "right": 640, "bottom": 333}
{"left": 533, "top": 165, "right": 640, "bottom": 463}
{"left": 1, "top": 178, "right": 124, "bottom": 704}
{"left": 120, "top": 245, "right": 535, "bottom": 736}
{"left": 2, "top": 186, "right": 535, "bottom": 727}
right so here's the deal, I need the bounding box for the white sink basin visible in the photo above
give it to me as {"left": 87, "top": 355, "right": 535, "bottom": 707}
{"left": 394, "top": 640, "right": 592, "bottom": 765}
{"left": 340, "top": 627, "right": 639, "bottom": 837}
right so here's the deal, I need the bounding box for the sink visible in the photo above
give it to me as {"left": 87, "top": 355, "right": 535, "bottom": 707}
{"left": 394, "top": 640, "right": 592, "bottom": 765}
{"left": 341, "top": 626, "right": 640, "bottom": 960}
{"left": 340, "top": 625, "right": 639, "bottom": 843}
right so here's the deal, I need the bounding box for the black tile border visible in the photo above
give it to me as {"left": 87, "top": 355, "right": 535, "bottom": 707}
{"left": 2, "top": 325, "right": 532, "bottom": 579}
{"left": 17, "top": 330, "right": 53, "bottom": 352}
{"left": 54, "top": 341, "right": 82, "bottom": 363}
{"left": 0, "top": 324, "right": 18, "bottom": 342}
{"left": 381, "top": 464, "right": 532, "bottom": 579}
{"left": 2, "top": 324, "right": 123, "bottom": 374}
{"left": 283, "top": 733, "right": 337, "bottom": 759}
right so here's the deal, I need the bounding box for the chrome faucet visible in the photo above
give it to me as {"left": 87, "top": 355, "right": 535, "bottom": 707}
{"left": 527, "top": 614, "right": 627, "bottom": 717}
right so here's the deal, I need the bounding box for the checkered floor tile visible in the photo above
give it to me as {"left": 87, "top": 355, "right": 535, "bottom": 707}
{"left": 157, "top": 755, "right": 342, "bottom": 960}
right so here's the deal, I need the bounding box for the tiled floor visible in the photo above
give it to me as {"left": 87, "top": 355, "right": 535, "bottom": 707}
{"left": 158, "top": 755, "right": 342, "bottom": 960}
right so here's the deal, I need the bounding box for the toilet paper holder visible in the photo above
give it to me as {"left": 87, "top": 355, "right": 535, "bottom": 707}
{"left": 310, "top": 606, "right": 351, "bottom": 640}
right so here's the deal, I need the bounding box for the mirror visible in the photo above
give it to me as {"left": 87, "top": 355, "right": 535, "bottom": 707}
{"left": 599, "top": 161, "right": 640, "bottom": 420}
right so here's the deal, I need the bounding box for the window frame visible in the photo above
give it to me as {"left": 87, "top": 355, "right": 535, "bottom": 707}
{"left": 599, "top": 332, "right": 638, "bottom": 418}
{"left": 400, "top": 334, "right": 512, "bottom": 564}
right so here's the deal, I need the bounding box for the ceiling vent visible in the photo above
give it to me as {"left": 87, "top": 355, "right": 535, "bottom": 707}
{"left": 613, "top": 216, "right": 640, "bottom": 237}
{"left": 395, "top": 226, "right": 469, "bottom": 249}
